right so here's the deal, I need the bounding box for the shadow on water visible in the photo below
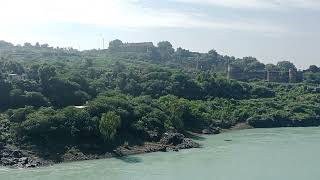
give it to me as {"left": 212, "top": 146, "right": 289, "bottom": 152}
{"left": 116, "top": 156, "right": 143, "bottom": 164}
{"left": 183, "top": 131, "right": 206, "bottom": 141}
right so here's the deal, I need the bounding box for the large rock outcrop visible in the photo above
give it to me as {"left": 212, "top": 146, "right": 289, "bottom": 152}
{"left": 0, "top": 147, "right": 42, "bottom": 168}
{"left": 160, "top": 132, "right": 200, "bottom": 151}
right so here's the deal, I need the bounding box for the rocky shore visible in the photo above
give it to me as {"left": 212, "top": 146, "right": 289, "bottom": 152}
{"left": 0, "top": 132, "right": 201, "bottom": 168}
{"left": 0, "top": 143, "right": 52, "bottom": 168}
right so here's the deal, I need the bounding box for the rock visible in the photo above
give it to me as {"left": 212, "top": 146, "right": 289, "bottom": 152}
{"left": 25, "top": 162, "right": 39, "bottom": 168}
{"left": 113, "top": 143, "right": 168, "bottom": 157}
{"left": 11, "top": 150, "right": 23, "bottom": 158}
{"left": 202, "top": 126, "right": 221, "bottom": 134}
{"left": 25, "top": 164, "right": 36, "bottom": 168}
{"left": 26, "top": 159, "right": 41, "bottom": 168}
{"left": 209, "top": 125, "right": 221, "bottom": 134}
{"left": 160, "top": 132, "right": 200, "bottom": 151}
{"left": 146, "top": 130, "right": 161, "bottom": 141}
{"left": 0, "top": 146, "right": 46, "bottom": 168}
{"left": 17, "top": 157, "right": 30, "bottom": 168}
{"left": 113, "top": 148, "right": 125, "bottom": 157}
{"left": 1, "top": 149, "right": 10, "bottom": 158}
{"left": 1, "top": 149, "right": 23, "bottom": 158}
{"left": 1, "top": 157, "right": 18, "bottom": 166}
{"left": 202, "top": 128, "right": 213, "bottom": 134}
{"left": 62, "top": 147, "right": 88, "bottom": 162}
{"left": 0, "top": 142, "right": 5, "bottom": 150}
{"left": 176, "top": 138, "right": 200, "bottom": 150}
{"left": 160, "top": 133, "right": 185, "bottom": 145}
{"left": 103, "top": 152, "right": 114, "bottom": 158}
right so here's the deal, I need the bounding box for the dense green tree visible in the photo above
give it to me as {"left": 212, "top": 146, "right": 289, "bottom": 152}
{"left": 9, "top": 89, "right": 25, "bottom": 107}
{"left": 157, "top": 41, "right": 174, "bottom": 60}
{"left": 207, "top": 49, "right": 219, "bottom": 64}
{"left": 232, "top": 57, "right": 265, "bottom": 72}
{"left": 7, "top": 106, "right": 34, "bottom": 123}
{"left": 24, "top": 92, "right": 50, "bottom": 107}
{"left": 175, "top": 47, "right": 192, "bottom": 62}
{"left": 308, "top": 65, "right": 319, "bottom": 73}
{"left": 44, "top": 77, "right": 90, "bottom": 107}
{"left": 170, "top": 72, "right": 202, "bottom": 99}
{"left": 265, "top": 64, "right": 278, "bottom": 71}
{"left": 26, "top": 64, "right": 40, "bottom": 81}
{"left": 158, "top": 95, "right": 187, "bottom": 130}
{"left": 304, "top": 72, "right": 320, "bottom": 84}
{"left": 99, "top": 111, "right": 121, "bottom": 141}
{"left": 109, "top": 39, "right": 123, "bottom": 51}
{"left": 3, "top": 61, "right": 25, "bottom": 74}
{"left": 277, "top": 61, "right": 297, "bottom": 71}
{"left": 13, "top": 79, "right": 41, "bottom": 92}
{"left": 39, "top": 65, "right": 56, "bottom": 85}
{"left": 0, "top": 78, "right": 11, "bottom": 109}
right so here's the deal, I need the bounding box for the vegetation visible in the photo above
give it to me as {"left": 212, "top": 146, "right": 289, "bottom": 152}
{"left": 0, "top": 40, "right": 319, "bottom": 159}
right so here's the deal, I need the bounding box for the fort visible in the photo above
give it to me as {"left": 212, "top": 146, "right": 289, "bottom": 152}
{"left": 227, "top": 64, "right": 303, "bottom": 83}
{"left": 112, "top": 42, "right": 154, "bottom": 53}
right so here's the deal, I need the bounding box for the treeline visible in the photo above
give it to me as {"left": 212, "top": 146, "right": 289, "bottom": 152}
{"left": 0, "top": 59, "right": 276, "bottom": 111}
{"left": 3, "top": 86, "right": 319, "bottom": 157}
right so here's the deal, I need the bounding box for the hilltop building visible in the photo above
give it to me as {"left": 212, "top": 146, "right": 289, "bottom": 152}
{"left": 109, "top": 40, "right": 154, "bottom": 53}
{"left": 118, "top": 42, "right": 154, "bottom": 53}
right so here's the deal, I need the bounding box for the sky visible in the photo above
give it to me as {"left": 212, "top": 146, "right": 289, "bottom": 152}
{"left": 0, "top": 0, "right": 320, "bottom": 68}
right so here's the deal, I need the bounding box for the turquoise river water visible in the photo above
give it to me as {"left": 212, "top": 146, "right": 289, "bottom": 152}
{"left": 1, "top": 127, "right": 320, "bottom": 180}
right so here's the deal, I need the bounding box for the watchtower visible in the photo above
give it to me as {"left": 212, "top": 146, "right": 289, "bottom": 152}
{"left": 289, "top": 69, "right": 297, "bottom": 83}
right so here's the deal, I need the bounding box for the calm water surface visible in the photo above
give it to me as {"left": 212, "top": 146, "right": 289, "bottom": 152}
{"left": 1, "top": 127, "right": 320, "bottom": 180}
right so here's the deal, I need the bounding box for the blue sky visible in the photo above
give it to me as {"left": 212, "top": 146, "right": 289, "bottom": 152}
{"left": 0, "top": 0, "right": 319, "bottom": 68}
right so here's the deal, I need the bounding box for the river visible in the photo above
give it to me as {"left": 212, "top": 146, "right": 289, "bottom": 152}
{"left": 1, "top": 127, "right": 320, "bottom": 180}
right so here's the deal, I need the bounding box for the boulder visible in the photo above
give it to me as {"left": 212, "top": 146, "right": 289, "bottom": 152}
{"left": 11, "top": 150, "right": 23, "bottom": 158}
{"left": 1, "top": 157, "right": 18, "bottom": 166}
{"left": 202, "top": 128, "right": 213, "bottom": 134}
{"left": 146, "top": 130, "right": 161, "bottom": 142}
{"left": 62, "top": 147, "right": 88, "bottom": 162}
{"left": 0, "top": 147, "right": 44, "bottom": 168}
{"left": 202, "top": 126, "right": 221, "bottom": 134}
{"left": 0, "top": 142, "right": 5, "bottom": 150}
{"left": 1, "top": 149, "right": 23, "bottom": 158}
{"left": 160, "top": 133, "right": 185, "bottom": 145}
{"left": 24, "top": 159, "right": 41, "bottom": 168}
{"left": 113, "top": 148, "right": 125, "bottom": 157}
{"left": 18, "top": 157, "right": 29, "bottom": 165}
{"left": 160, "top": 132, "right": 200, "bottom": 151}
{"left": 176, "top": 138, "right": 200, "bottom": 150}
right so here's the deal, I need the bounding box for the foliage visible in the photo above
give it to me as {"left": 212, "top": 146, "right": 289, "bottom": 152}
{"left": 99, "top": 112, "right": 121, "bottom": 141}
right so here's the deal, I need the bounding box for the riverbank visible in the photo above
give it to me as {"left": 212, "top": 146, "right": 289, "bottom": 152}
{"left": 0, "top": 132, "right": 202, "bottom": 168}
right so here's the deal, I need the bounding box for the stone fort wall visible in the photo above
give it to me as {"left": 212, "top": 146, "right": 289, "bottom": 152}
{"left": 227, "top": 64, "right": 302, "bottom": 83}
{"left": 116, "top": 42, "right": 154, "bottom": 53}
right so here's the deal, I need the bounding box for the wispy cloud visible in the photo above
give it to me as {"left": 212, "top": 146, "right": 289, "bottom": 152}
{"left": 174, "top": 0, "right": 320, "bottom": 9}
{"left": 0, "top": 0, "right": 287, "bottom": 34}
